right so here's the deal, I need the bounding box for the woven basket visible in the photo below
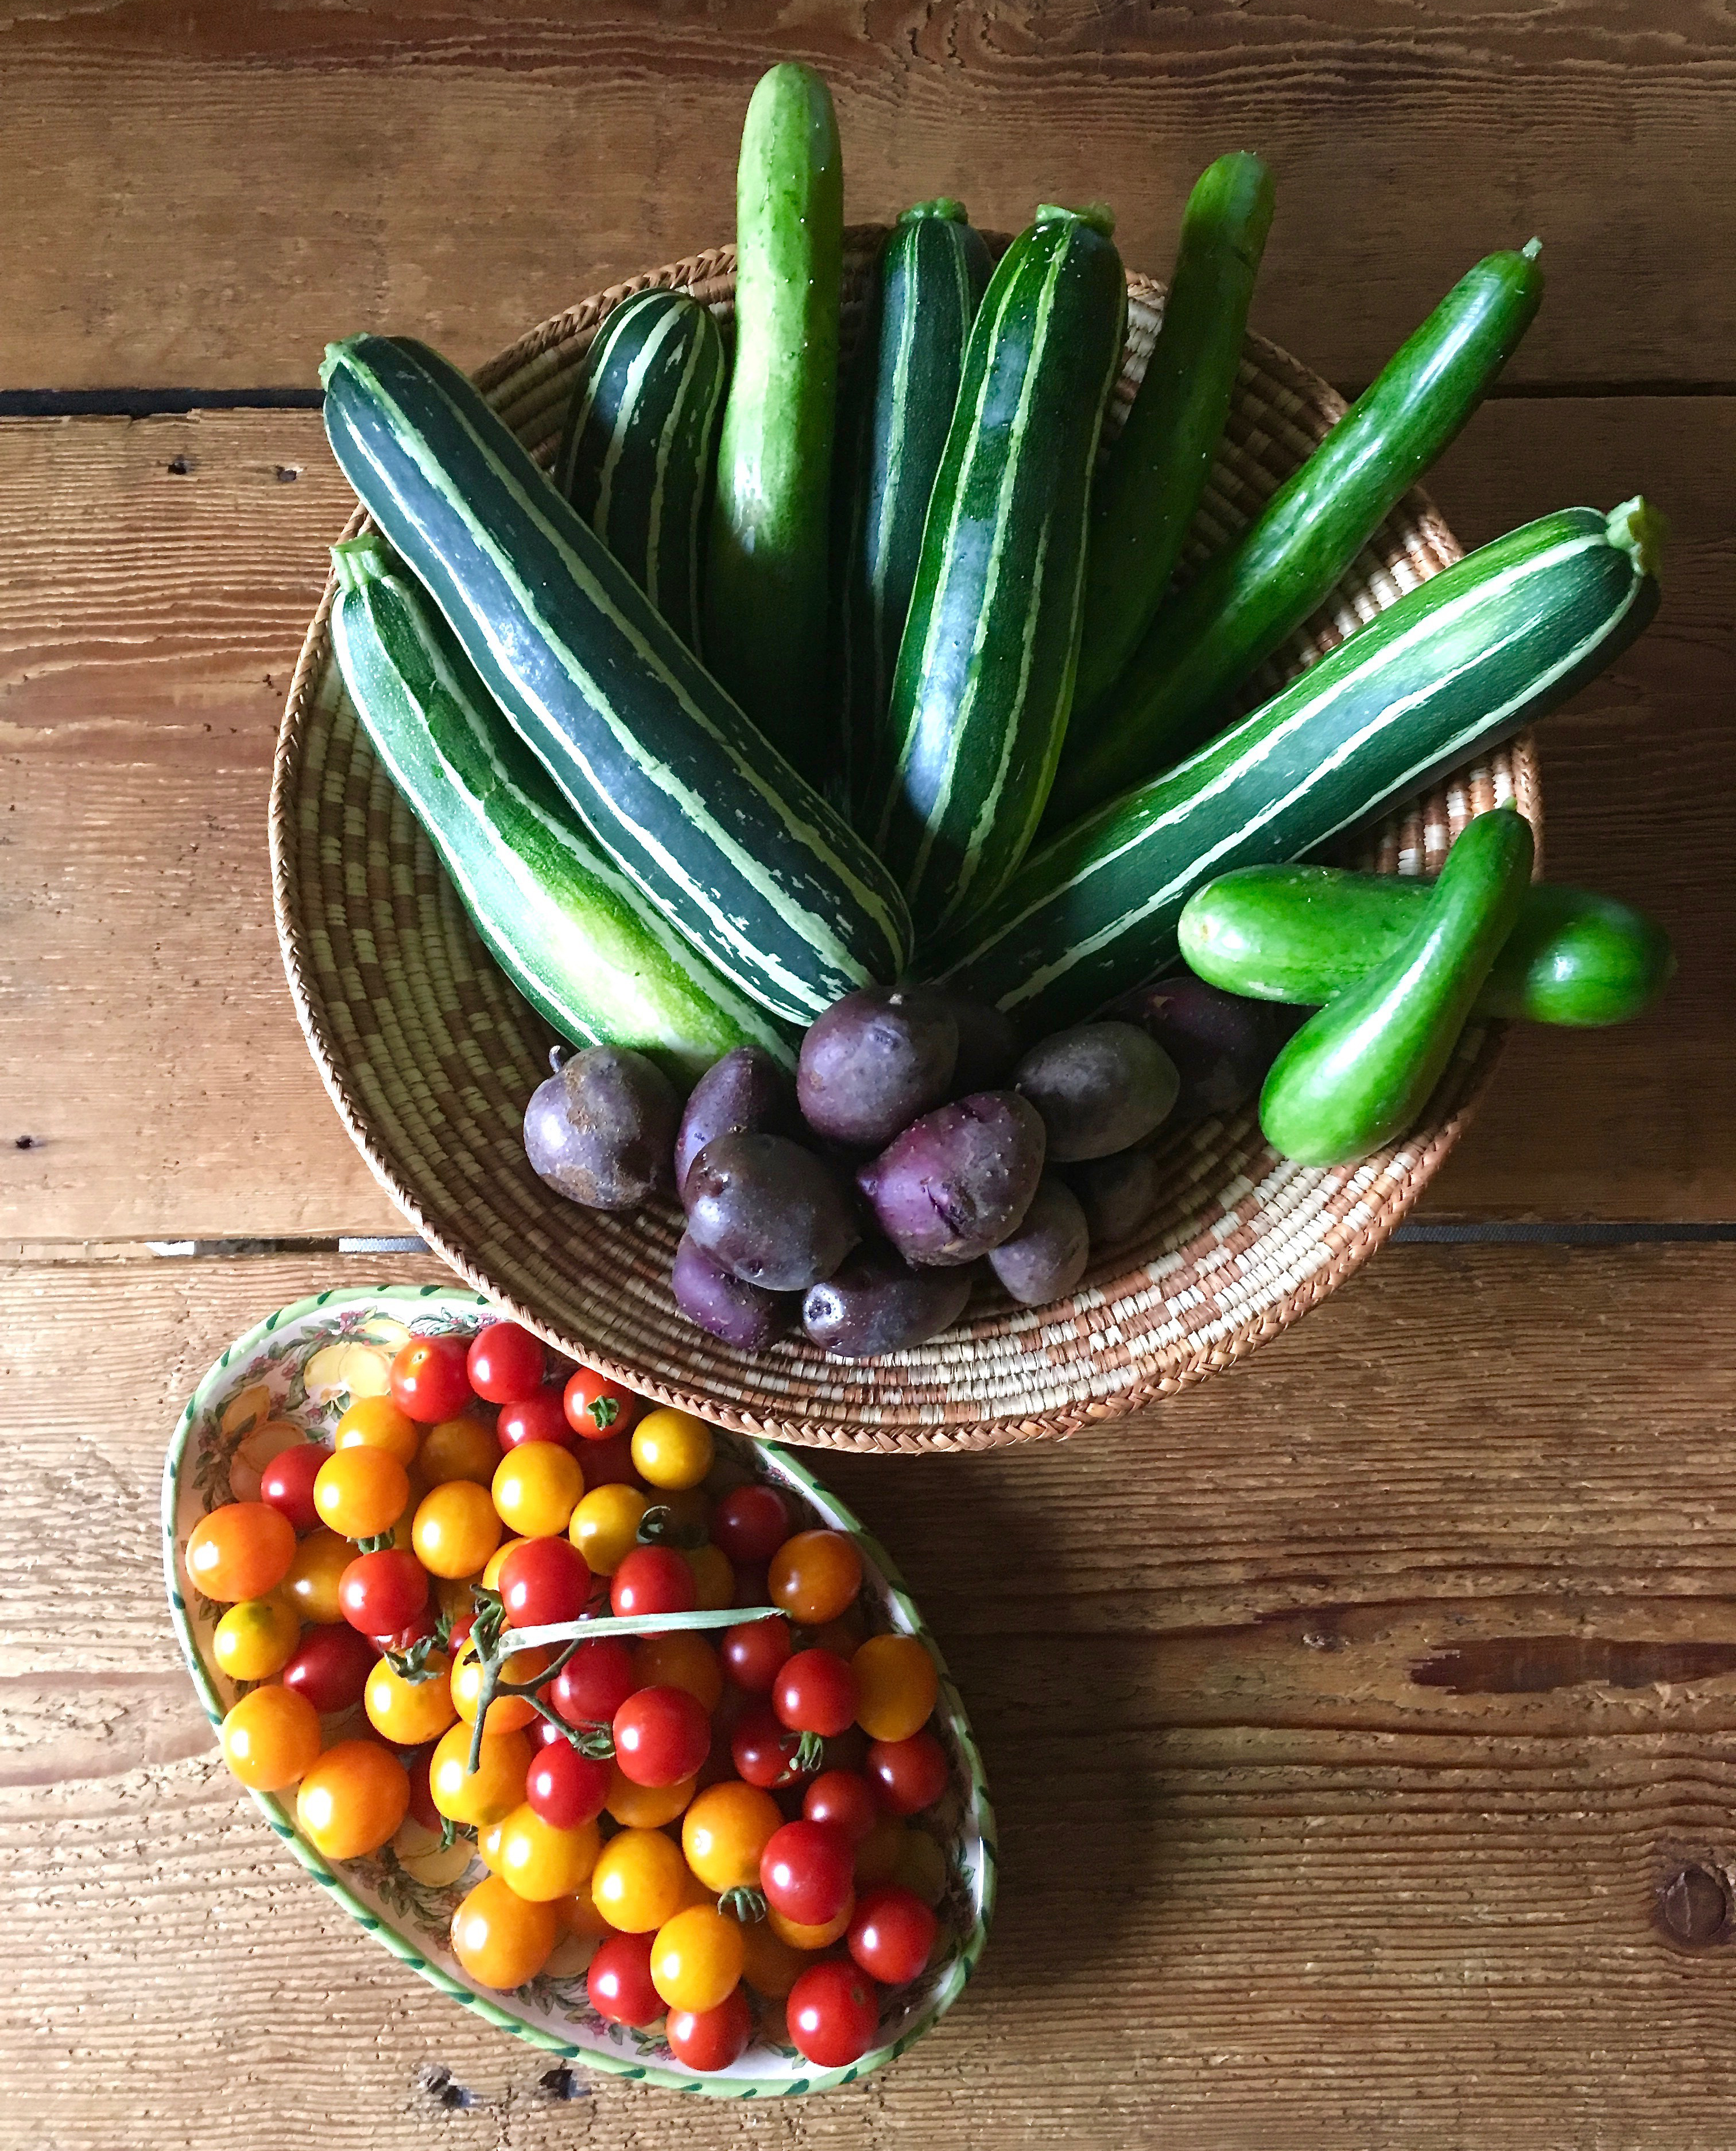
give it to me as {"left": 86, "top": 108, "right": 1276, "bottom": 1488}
{"left": 271, "top": 230, "right": 1539, "bottom": 1453}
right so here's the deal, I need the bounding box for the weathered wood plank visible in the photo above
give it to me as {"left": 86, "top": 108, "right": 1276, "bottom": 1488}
{"left": 1, "top": 1, "right": 1731, "bottom": 392}
{"left": 2, "top": 394, "right": 1725, "bottom": 1236}
{"left": 7, "top": 1243, "right": 1736, "bottom": 2149}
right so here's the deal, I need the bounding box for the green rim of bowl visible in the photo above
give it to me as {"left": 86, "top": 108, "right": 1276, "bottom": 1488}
{"left": 162, "top": 1283, "right": 996, "bottom": 2098}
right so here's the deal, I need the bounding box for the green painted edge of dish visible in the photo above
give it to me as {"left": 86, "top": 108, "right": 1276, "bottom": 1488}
{"left": 161, "top": 1282, "right": 997, "bottom": 2100}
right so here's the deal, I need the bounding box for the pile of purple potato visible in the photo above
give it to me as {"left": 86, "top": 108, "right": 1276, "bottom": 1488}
{"left": 523, "top": 979, "right": 1293, "bottom": 1361}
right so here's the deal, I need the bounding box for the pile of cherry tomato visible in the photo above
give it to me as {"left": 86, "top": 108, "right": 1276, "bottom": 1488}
{"left": 189, "top": 1320, "right": 954, "bottom": 2074}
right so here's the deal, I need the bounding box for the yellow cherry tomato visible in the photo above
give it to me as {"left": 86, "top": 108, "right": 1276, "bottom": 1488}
{"left": 492, "top": 1443, "right": 584, "bottom": 1539}
{"left": 334, "top": 1394, "right": 420, "bottom": 1466}
{"left": 555, "top": 1889, "right": 613, "bottom": 1943}
{"left": 365, "top": 1651, "right": 458, "bottom": 1746}
{"left": 895, "top": 1827, "right": 948, "bottom": 1909}
{"left": 435, "top": 1570, "right": 483, "bottom": 1625}
{"left": 412, "top": 1480, "right": 502, "bottom": 1580}
{"left": 313, "top": 1445, "right": 409, "bottom": 1540}
{"left": 676, "top": 1861, "right": 715, "bottom": 1911}
{"left": 494, "top": 1802, "right": 602, "bottom": 1903}
{"left": 631, "top": 1631, "right": 723, "bottom": 1713}
{"left": 451, "top": 1874, "right": 557, "bottom": 1990}
{"left": 569, "top": 1484, "right": 648, "bottom": 1575}
{"left": 283, "top": 1529, "right": 351, "bottom": 1626}
{"left": 630, "top": 1408, "right": 714, "bottom": 1491}
{"left": 418, "top": 1414, "right": 502, "bottom": 1488}
{"left": 451, "top": 1640, "right": 550, "bottom": 1734}
{"left": 296, "top": 1739, "right": 410, "bottom": 1859}
{"left": 739, "top": 1915, "right": 808, "bottom": 1999}
{"left": 650, "top": 1903, "right": 744, "bottom": 2013}
{"left": 682, "top": 1543, "right": 735, "bottom": 1612}
{"left": 219, "top": 1684, "right": 321, "bottom": 1791}
{"left": 185, "top": 1502, "right": 297, "bottom": 1603}
{"left": 851, "top": 1634, "right": 939, "bottom": 1744}
{"left": 429, "top": 1722, "right": 531, "bottom": 1827}
{"left": 212, "top": 1595, "right": 300, "bottom": 1682}
{"left": 768, "top": 1530, "right": 862, "bottom": 1627}
{"left": 482, "top": 1535, "right": 523, "bottom": 1591}
{"left": 604, "top": 1764, "right": 696, "bottom": 1831}
{"left": 590, "top": 1827, "right": 688, "bottom": 1933}
{"left": 477, "top": 1816, "right": 507, "bottom": 1874}
{"left": 681, "top": 1781, "right": 782, "bottom": 1895}
{"left": 768, "top": 1894, "right": 854, "bottom": 1951}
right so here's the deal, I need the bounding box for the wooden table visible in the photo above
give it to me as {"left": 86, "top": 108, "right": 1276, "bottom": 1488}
{"left": 5, "top": 7, "right": 1731, "bottom": 2145}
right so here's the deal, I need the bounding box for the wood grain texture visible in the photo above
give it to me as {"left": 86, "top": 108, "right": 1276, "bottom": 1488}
{"left": 10, "top": 1243, "right": 1736, "bottom": 2150}
{"left": 1, "top": 395, "right": 1726, "bottom": 1239}
{"left": 2, "top": 1, "right": 1733, "bottom": 392}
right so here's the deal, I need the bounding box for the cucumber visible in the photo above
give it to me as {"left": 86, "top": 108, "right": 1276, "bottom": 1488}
{"left": 865, "top": 204, "right": 1126, "bottom": 942}
{"left": 703, "top": 63, "right": 843, "bottom": 787}
{"left": 1072, "top": 152, "right": 1274, "bottom": 725}
{"left": 1052, "top": 241, "right": 1547, "bottom": 822}
{"left": 929, "top": 500, "right": 1661, "bottom": 1033}
{"left": 552, "top": 287, "right": 726, "bottom": 654}
{"left": 329, "top": 537, "right": 793, "bottom": 1086}
{"left": 1180, "top": 866, "right": 1674, "bottom": 1027}
{"left": 832, "top": 200, "right": 994, "bottom": 820}
{"left": 320, "top": 333, "right": 913, "bottom": 1025}
{"left": 1259, "top": 808, "right": 1534, "bottom": 1165}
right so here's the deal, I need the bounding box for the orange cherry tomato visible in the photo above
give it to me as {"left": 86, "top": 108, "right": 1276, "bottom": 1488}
{"left": 493, "top": 1802, "right": 602, "bottom": 1902}
{"left": 428, "top": 1722, "right": 530, "bottom": 1827}
{"left": 682, "top": 1543, "right": 736, "bottom": 1612}
{"left": 412, "top": 1480, "right": 502, "bottom": 1580}
{"left": 852, "top": 1812, "right": 906, "bottom": 1889}
{"left": 284, "top": 1529, "right": 352, "bottom": 1625}
{"left": 313, "top": 1446, "right": 409, "bottom": 1540}
{"left": 493, "top": 1442, "right": 585, "bottom": 1539}
{"left": 219, "top": 1684, "right": 321, "bottom": 1791}
{"left": 418, "top": 1415, "right": 502, "bottom": 1489}
{"left": 767, "top": 1894, "right": 855, "bottom": 1951}
{"left": 481, "top": 1535, "right": 523, "bottom": 1591}
{"left": 767, "top": 1530, "right": 862, "bottom": 1627}
{"left": 451, "top": 1874, "right": 557, "bottom": 1990}
{"left": 631, "top": 1631, "right": 723, "bottom": 1713}
{"left": 451, "top": 1640, "right": 550, "bottom": 1734}
{"left": 590, "top": 1827, "right": 688, "bottom": 1933}
{"left": 850, "top": 1634, "right": 938, "bottom": 1744}
{"left": 604, "top": 1764, "right": 695, "bottom": 1830}
{"left": 186, "top": 1502, "right": 297, "bottom": 1603}
{"left": 334, "top": 1394, "right": 420, "bottom": 1466}
{"left": 365, "top": 1653, "right": 459, "bottom": 1746}
{"left": 649, "top": 1904, "right": 743, "bottom": 2014}
{"left": 296, "top": 1739, "right": 410, "bottom": 1858}
{"left": 739, "top": 1914, "right": 809, "bottom": 1999}
{"left": 681, "top": 1780, "right": 782, "bottom": 1895}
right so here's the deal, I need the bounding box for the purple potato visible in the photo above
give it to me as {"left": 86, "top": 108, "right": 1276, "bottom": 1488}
{"left": 1106, "top": 974, "right": 1297, "bottom": 1125}
{"left": 675, "top": 1045, "right": 798, "bottom": 1200}
{"left": 856, "top": 1090, "right": 1046, "bottom": 1267}
{"left": 685, "top": 1132, "right": 861, "bottom": 1292}
{"left": 801, "top": 1244, "right": 976, "bottom": 1359}
{"left": 797, "top": 988, "right": 958, "bottom": 1148}
{"left": 986, "top": 1174, "right": 1090, "bottom": 1306}
{"left": 1013, "top": 1020, "right": 1179, "bottom": 1162}
{"left": 523, "top": 1046, "right": 678, "bottom": 1210}
{"left": 672, "top": 1231, "right": 794, "bottom": 1351}
{"left": 924, "top": 989, "right": 1021, "bottom": 1093}
{"left": 1067, "top": 1145, "right": 1161, "bottom": 1248}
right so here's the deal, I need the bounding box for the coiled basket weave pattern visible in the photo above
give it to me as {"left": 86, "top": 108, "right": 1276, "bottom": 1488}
{"left": 271, "top": 230, "right": 1539, "bottom": 1453}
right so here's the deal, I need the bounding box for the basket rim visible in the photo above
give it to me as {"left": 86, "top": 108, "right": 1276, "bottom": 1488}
{"left": 269, "top": 233, "right": 1538, "bottom": 1452}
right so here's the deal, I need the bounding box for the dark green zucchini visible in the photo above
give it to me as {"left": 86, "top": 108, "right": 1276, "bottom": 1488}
{"left": 552, "top": 287, "right": 726, "bottom": 653}
{"left": 1052, "top": 240, "right": 1546, "bottom": 822}
{"left": 1180, "top": 866, "right": 1674, "bottom": 1027}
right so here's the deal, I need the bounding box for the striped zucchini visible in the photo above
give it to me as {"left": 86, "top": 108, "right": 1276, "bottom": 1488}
{"left": 929, "top": 500, "right": 1661, "bottom": 1032}
{"left": 864, "top": 204, "right": 1126, "bottom": 942}
{"left": 1051, "top": 241, "right": 1546, "bottom": 822}
{"left": 832, "top": 200, "right": 994, "bottom": 819}
{"left": 552, "top": 287, "right": 726, "bottom": 653}
{"left": 330, "top": 536, "right": 794, "bottom": 1086}
{"left": 320, "top": 334, "right": 914, "bottom": 1025}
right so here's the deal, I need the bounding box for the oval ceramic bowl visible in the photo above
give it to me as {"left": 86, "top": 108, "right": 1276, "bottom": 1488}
{"left": 162, "top": 1284, "right": 994, "bottom": 2098}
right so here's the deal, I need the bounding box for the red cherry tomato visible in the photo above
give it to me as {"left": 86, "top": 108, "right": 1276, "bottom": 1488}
{"left": 720, "top": 1613, "right": 792, "bottom": 1694}
{"left": 573, "top": 1429, "right": 644, "bottom": 1489}
{"left": 498, "top": 1536, "right": 591, "bottom": 1628}
{"left": 563, "top": 1366, "right": 642, "bottom": 1441}
{"left": 773, "top": 1649, "right": 857, "bottom": 1738}
{"left": 847, "top": 1883, "right": 936, "bottom": 1985}
{"left": 466, "top": 1321, "right": 545, "bottom": 1405}
{"left": 551, "top": 1640, "right": 638, "bottom": 1731}
{"left": 526, "top": 1740, "right": 611, "bottom": 1829}
{"left": 281, "top": 1622, "right": 378, "bottom": 1714}
{"left": 588, "top": 1931, "right": 661, "bottom": 2027}
{"left": 666, "top": 1985, "right": 752, "bottom": 2073}
{"left": 730, "top": 1703, "right": 808, "bottom": 1790}
{"left": 407, "top": 1742, "right": 441, "bottom": 1832}
{"left": 712, "top": 1484, "right": 789, "bottom": 1568}
{"left": 760, "top": 1819, "right": 854, "bottom": 1926}
{"left": 866, "top": 1731, "right": 948, "bottom": 1817}
{"left": 528, "top": 1711, "right": 571, "bottom": 1750}
{"left": 803, "top": 1770, "right": 878, "bottom": 1845}
{"left": 388, "top": 1334, "right": 474, "bottom": 1423}
{"left": 338, "top": 1548, "right": 429, "bottom": 1638}
{"left": 497, "top": 1386, "right": 575, "bottom": 1451}
{"left": 786, "top": 1960, "right": 880, "bottom": 2068}
{"left": 613, "top": 1686, "right": 711, "bottom": 1789}
{"left": 258, "top": 1444, "right": 327, "bottom": 1535}
{"left": 610, "top": 1545, "right": 696, "bottom": 1620}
